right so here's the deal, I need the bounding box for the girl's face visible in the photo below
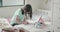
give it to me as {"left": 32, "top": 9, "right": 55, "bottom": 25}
{"left": 23, "top": 7, "right": 30, "bottom": 14}
{"left": 22, "top": 7, "right": 31, "bottom": 19}
{"left": 23, "top": 10, "right": 30, "bottom": 19}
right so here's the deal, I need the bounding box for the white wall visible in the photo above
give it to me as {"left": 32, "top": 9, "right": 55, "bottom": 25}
{"left": 0, "top": 0, "right": 42, "bottom": 18}
{"left": 40, "top": 0, "right": 52, "bottom": 10}
{"left": 0, "top": 0, "right": 52, "bottom": 18}
{"left": 0, "top": 6, "right": 23, "bottom": 18}
{"left": 26, "top": 0, "right": 42, "bottom": 11}
{"left": 26, "top": 0, "right": 52, "bottom": 10}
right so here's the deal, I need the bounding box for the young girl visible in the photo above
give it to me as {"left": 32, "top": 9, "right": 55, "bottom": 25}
{"left": 10, "top": 4, "right": 32, "bottom": 26}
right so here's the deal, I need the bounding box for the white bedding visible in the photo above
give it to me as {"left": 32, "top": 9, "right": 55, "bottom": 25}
{"left": 0, "top": 9, "right": 52, "bottom": 32}
{"left": 0, "top": 18, "right": 12, "bottom": 29}
{"left": 14, "top": 9, "right": 52, "bottom": 32}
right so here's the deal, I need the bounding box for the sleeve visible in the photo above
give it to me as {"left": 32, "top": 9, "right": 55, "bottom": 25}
{"left": 18, "top": 9, "right": 24, "bottom": 21}
{"left": 10, "top": 8, "right": 20, "bottom": 25}
{"left": 10, "top": 8, "right": 24, "bottom": 25}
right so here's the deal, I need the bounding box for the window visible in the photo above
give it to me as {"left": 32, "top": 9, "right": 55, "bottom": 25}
{"left": 0, "top": 0, "right": 2, "bottom": 7}
{"left": 0, "top": 0, "right": 25, "bottom": 7}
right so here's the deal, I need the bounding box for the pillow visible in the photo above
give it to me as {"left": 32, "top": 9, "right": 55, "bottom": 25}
{"left": 7, "top": 18, "right": 11, "bottom": 23}
{"left": 0, "top": 18, "right": 12, "bottom": 29}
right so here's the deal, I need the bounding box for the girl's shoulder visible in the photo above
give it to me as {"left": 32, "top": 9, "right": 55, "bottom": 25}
{"left": 16, "top": 8, "right": 21, "bottom": 12}
{"left": 14, "top": 8, "right": 21, "bottom": 15}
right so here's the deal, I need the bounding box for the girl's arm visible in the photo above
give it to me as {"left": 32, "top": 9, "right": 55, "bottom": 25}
{"left": 16, "top": 15, "right": 23, "bottom": 24}
{"left": 22, "top": 16, "right": 29, "bottom": 25}
{"left": 16, "top": 15, "right": 29, "bottom": 25}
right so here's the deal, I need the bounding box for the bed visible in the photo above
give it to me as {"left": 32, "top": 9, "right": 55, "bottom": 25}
{"left": 13, "top": 9, "right": 52, "bottom": 32}
{"left": 0, "top": 9, "right": 52, "bottom": 32}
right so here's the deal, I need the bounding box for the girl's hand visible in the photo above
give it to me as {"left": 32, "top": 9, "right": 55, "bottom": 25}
{"left": 16, "top": 15, "right": 20, "bottom": 21}
{"left": 22, "top": 21, "right": 29, "bottom": 25}
{"left": 16, "top": 15, "right": 21, "bottom": 24}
